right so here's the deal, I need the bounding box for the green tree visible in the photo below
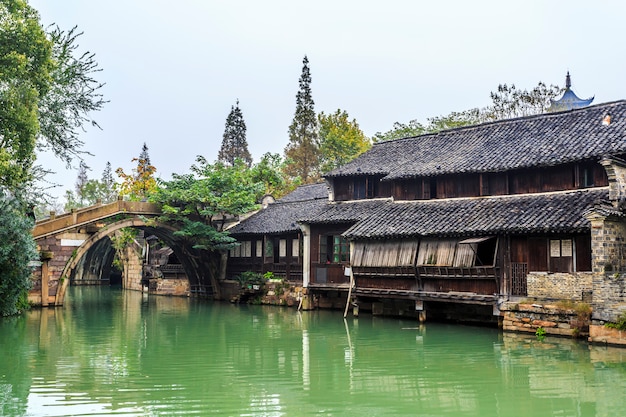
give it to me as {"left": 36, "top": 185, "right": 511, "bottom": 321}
{"left": 318, "top": 109, "right": 371, "bottom": 173}
{"left": 217, "top": 100, "right": 252, "bottom": 167}
{"left": 250, "top": 152, "right": 295, "bottom": 199}
{"left": 74, "top": 160, "right": 89, "bottom": 204}
{"left": 425, "top": 108, "right": 486, "bottom": 132}
{"left": 284, "top": 55, "right": 320, "bottom": 184}
{"left": 116, "top": 143, "right": 157, "bottom": 201}
{"left": 0, "top": 0, "right": 53, "bottom": 190}
{"left": 100, "top": 161, "right": 117, "bottom": 203}
{"left": 0, "top": 193, "right": 38, "bottom": 316}
{"left": 374, "top": 81, "right": 564, "bottom": 142}
{"left": 150, "top": 157, "right": 264, "bottom": 299}
{"left": 37, "top": 25, "right": 106, "bottom": 165}
{"left": 485, "top": 82, "right": 564, "bottom": 120}
{"left": 372, "top": 120, "right": 427, "bottom": 142}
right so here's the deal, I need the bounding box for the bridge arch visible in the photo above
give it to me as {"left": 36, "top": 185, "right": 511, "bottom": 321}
{"left": 33, "top": 201, "right": 220, "bottom": 306}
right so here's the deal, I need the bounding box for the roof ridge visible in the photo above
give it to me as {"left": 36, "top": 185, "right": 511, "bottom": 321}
{"left": 373, "top": 99, "right": 626, "bottom": 146}
{"left": 392, "top": 187, "right": 608, "bottom": 204}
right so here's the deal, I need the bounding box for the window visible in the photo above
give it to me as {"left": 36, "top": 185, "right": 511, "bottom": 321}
{"left": 241, "top": 241, "right": 252, "bottom": 257}
{"left": 320, "top": 235, "right": 349, "bottom": 263}
{"left": 255, "top": 240, "right": 262, "bottom": 258}
{"left": 353, "top": 177, "right": 380, "bottom": 200}
{"left": 292, "top": 238, "right": 300, "bottom": 258}
{"left": 279, "top": 239, "right": 287, "bottom": 257}
{"left": 264, "top": 239, "right": 273, "bottom": 258}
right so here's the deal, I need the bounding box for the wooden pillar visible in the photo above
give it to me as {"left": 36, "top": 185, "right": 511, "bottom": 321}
{"left": 41, "top": 259, "right": 49, "bottom": 307}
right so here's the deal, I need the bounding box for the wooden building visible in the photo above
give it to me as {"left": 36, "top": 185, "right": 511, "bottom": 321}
{"left": 226, "top": 183, "right": 328, "bottom": 283}
{"left": 229, "top": 100, "right": 626, "bottom": 325}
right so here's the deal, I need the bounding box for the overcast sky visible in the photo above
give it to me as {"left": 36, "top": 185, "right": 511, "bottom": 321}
{"left": 29, "top": 0, "right": 626, "bottom": 200}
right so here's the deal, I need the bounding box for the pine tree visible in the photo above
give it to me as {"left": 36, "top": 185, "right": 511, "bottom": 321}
{"left": 218, "top": 100, "right": 252, "bottom": 167}
{"left": 75, "top": 160, "right": 90, "bottom": 205}
{"left": 284, "top": 56, "right": 320, "bottom": 184}
{"left": 101, "top": 161, "right": 117, "bottom": 202}
{"left": 116, "top": 143, "right": 157, "bottom": 201}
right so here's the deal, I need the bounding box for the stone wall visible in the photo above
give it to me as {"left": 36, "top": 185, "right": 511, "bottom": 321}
{"left": 589, "top": 217, "right": 626, "bottom": 274}
{"left": 590, "top": 273, "right": 626, "bottom": 322}
{"left": 148, "top": 278, "right": 190, "bottom": 296}
{"left": 501, "top": 302, "right": 590, "bottom": 338}
{"left": 526, "top": 272, "right": 593, "bottom": 301}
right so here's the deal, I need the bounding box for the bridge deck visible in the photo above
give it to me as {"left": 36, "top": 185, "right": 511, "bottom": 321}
{"left": 33, "top": 200, "right": 161, "bottom": 239}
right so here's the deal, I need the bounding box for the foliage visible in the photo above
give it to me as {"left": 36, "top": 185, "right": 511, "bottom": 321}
{"left": 535, "top": 326, "right": 546, "bottom": 341}
{"left": 249, "top": 152, "right": 297, "bottom": 199}
{"left": 284, "top": 55, "right": 320, "bottom": 184}
{"left": 218, "top": 100, "right": 252, "bottom": 167}
{"left": 0, "top": 0, "right": 53, "bottom": 190}
{"left": 99, "top": 162, "right": 117, "bottom": 202}
{"left": 116, "top": 143, "right": 157, "bottom": 201}
{"left": 64, "top": 161, "right": 117, "bottom": 211}
{"left": 372, "top": 120, "right": 427, "bottom": 142}
{"left": 37, "top": 25, "right": 106, "bottom": 165}
{"left": 0, "top": 192, "right": 38, "bottom": 316}
{"left": 150, "top": 157, "right": 263, "bottom": 251}
{"left": 318, "top": 109, "right": 371, "bottom": 173}
{"left": 235, "top": 271, "right": 265, "bottom": 289}
{"left": 605, "top": 311, "right": 626, "bottom": 331}
{"left": 484, "top": 82, "right": 564, "bottom": 120}
{"left": 373, "top": 81, "right": 565, "bottom": 142}
{"left": 425, "top": 108, "right": 487, "bottom": 132}
{"left": 109, "top": 227, "right": 139, "bottom": 272}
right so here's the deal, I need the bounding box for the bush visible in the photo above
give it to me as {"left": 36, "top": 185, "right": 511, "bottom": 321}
{"left": 605, "top": 311, "right": 626, "bottom": 331}
{"left": 0, "top": 195, "right": 38, "bottom": 316}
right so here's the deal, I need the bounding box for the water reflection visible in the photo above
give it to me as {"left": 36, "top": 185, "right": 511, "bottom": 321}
{"left": 1, "top": 286, "right": 626, "bottom": 416}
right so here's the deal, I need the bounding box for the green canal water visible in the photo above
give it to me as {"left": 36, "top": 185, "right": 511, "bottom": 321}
{"left": 2, "top": 287, "right": 626, "bottom": 416}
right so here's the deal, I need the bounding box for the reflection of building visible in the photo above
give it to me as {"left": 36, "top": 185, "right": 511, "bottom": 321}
{"left": 228, "top": 100, "right": 626, "bottom": 326}
{"left": 548, "top": 72, "right": 593, "bottom": 112}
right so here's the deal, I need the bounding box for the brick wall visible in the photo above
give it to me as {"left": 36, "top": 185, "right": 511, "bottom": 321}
{"left": 527, "top": 272, "right": 593, "bottom": 301}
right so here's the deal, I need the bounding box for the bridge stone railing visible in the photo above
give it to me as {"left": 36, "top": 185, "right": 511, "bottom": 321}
{"left": 33, "top": 199, "right": 161, "bottom": 240}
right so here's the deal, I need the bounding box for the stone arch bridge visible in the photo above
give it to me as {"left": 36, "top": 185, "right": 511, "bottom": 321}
{"left": 31, "top": 199, "right": 219, "bottom": 306}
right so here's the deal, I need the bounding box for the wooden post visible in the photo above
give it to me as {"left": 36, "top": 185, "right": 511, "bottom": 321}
{"left": 41, "top": 259, "right": 49, "bottom": 307}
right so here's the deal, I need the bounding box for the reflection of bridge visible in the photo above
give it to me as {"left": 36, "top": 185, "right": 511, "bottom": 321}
{"left": 31, "top": 199, "right": 217, "bottom": 306}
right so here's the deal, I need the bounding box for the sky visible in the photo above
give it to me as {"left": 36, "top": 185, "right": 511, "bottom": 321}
{"left": 28, "top": 0, "right": 626, "bottom": 201}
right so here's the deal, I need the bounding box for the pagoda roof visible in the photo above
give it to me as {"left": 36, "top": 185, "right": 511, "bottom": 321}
{"left": 548, "top": 72, "right": 594, "bottom": 112}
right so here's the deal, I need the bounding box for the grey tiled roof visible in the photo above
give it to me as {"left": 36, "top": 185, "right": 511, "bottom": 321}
{"left": 325, "top": 100, "right": 626, "bottom": 180}
{"left": 342, "top": 188, "right": 608, "bottom": 239}
{"left": 298, "top": 199, "right": 391, "bottom": 225}
{"left": 276, "top": 182, "right": 328, "bottom": 202}
{"left": 228, "top": 183, "right": 328, "bottom": 235}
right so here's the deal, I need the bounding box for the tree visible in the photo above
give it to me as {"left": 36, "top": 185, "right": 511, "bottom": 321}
{"left": 217, "top": 100, "right": 252, "bottom": 167}
{"left": 425, "top": 108, "right": 486, "bottom": 132}
{"left": 485, "top": 82, "right": 564, "bottom": 120}
{"left": 284, "top": 55, "right": 320, "bottom": 184}
{"left": 116, "top": 143, "right": 157, "bottom": 201}
{"left": 0, "top": 0, "right": 53, "bottom": 190}
{"left": 0, "top": 193, "right": 38, "bottom": 316}
{"left": 36, "top": 25, "right": 106, "bottom": 165}
{"left": 150, "top": 157, "right": 264, "bottom": 299}
{"left": 318, "top": 109, "right": 371, "bottom": 173}
{"left": 74, "top": 160, "right": 90, "bottom": 204}
{"left": 372, "top": 120, "right": 427, "bottom": 143}
{"left": 250, "top": 152, "right": 295, "bottom": 199}
{"left": 373, "top": 81, "right": 565, "bottom": 142}
{"left": 100, "top": 161, "right": 117, "bottom": 203}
